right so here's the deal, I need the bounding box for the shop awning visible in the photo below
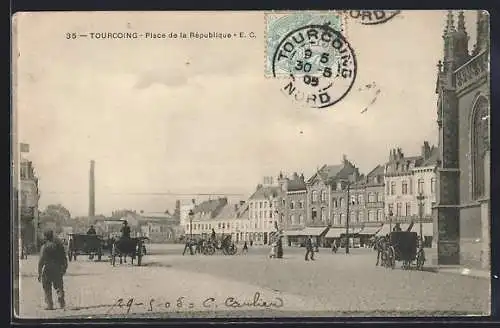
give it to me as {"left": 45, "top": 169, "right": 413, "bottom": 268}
{"left": 302, "top": 227, "right": 329, "bottom": 236}
{"left": 405, "top": 222, "right": 434, "bottom": 236}
{"left": 375, "top": 224, "right": 392, "bottom": 236}
{"left": 283, "top": 229, "right": 304, "bottom": 236}
{"left": 359, "top": 225, "right": 383, "bottom": 235}
{"left": 325, "top": 228, "right": 344, "bottom": 238}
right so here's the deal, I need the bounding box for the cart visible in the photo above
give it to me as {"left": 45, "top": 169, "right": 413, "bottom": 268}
{"left": 67, "top": 233, "right": 104, "bottom": 262}
{"left": 385, "top": 231, "right": 425, "bottom": 270}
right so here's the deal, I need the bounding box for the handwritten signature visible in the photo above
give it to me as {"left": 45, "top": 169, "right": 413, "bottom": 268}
{"left": 106, "top": 292, "right": 284, "bottom": 314}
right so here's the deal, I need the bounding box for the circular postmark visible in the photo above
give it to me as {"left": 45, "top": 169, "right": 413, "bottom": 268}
{"left": 272, "top": 24, "right": 357, "bottom": 109}
{"left": 345, "top": 10, "right": 401, "bottom": 25}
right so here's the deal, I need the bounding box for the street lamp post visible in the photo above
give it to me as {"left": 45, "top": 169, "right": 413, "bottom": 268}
{"left": 389, "top": 210, "right": 393, "bottom": 233}
{"left": 417, "top": 192, "right": 426, "bottom": 241}
{"left": 188, "top": 209, "right": 194, "bottom": 240}
{"left": 345, "top": 182, "right": 351, "bottom": 254}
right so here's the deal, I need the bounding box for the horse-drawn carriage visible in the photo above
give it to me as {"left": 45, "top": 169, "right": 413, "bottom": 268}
{"left": 197, "top": 236, "right": 237, "bottom": 256}
{"left": 380, "top": 231, "right": 425, "bottom": 270}
{"left": 67, "top": 233, "right": 104, "bottom": 262}
{"left": 110, "top": 236, "right": 149, "bottom": 266}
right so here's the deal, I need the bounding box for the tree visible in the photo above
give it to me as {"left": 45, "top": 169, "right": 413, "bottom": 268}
{"left": 40, "top": 204, "right": 71, "bottom": 224}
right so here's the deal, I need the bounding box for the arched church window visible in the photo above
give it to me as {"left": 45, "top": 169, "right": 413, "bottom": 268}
{"left": 472, "top": 97, "right": 489, "bottom": 200}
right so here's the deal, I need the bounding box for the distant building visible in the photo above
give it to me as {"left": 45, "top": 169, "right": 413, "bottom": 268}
{"left": 381, "top": 143, "right": 438, "bottom": 238}
{"left": 277, "top": 172, "right": 308, "bottom": 246}
{"left": 19, "top": 157, "right": 40, "bottom": 251}
{"left": 247, "top": 184, "right": 281, "bottom": 245}
{"left": 303, "top": 156, "right": 360, "bottom": 246}
{"left": 433, "top": 11, "right": 490, "bottom": 269}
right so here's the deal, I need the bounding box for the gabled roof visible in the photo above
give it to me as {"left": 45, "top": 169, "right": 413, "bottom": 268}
{"left": 367, "top": 164, "right": 384, "bottom": 177}
{"left": 287, "top": 178, "right": 307, "bottom": 192}
{"left": 249, "top": 186, "right": 280, "bottom": 200}
{"left": 214, "top": 204, "right": 241, "bottom": 220}
{"left": 193, "top": 198, "right": 228, "bottom": 214}
{"left": 421, "top": 146, "right": 439, "bottom": 167}
{"left": 308, "top": 164, "right": 344, "bottom": 184}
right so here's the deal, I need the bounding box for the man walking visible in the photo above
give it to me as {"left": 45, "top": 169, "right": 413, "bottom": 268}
{"left": 305, "top": 235, "right": 315, "bottom": 261}
{"left": 38, "top": 230, "right": 68, "bottom": 310}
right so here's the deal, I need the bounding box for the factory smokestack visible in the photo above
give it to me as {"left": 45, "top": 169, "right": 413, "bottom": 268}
{"left": 89, "top": 160, "right": 95, "bottom": 218}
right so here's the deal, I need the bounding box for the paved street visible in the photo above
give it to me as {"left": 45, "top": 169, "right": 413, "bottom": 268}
{"left": 17, "top": 244, "right": 490, "bottom": 319}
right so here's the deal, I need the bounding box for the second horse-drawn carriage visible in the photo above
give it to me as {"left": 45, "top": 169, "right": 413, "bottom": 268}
{"left": 378, "top": 231, "right": 425, "bottom": 271}
{"left": 67, "top": 233, "right": 104, "bottom": 262}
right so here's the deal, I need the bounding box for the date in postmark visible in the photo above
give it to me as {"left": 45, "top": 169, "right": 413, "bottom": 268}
{"left": 270, "top": 23, "right": 357, "bottom": 109}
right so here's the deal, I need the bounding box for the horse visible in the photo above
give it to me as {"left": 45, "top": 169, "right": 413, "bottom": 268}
{"left": 110, "top": 237, "right": 144, "bottom": 266}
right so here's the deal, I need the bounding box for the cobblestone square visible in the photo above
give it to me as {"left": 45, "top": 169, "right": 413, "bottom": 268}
{"left": 16, "top": 245, "right": 490, "bottom": 319}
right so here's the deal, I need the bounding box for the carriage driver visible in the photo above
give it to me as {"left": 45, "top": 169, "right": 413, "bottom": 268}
{"left": 87, "top": 225, "right": 96, "bottom": 235}
{"left": 118, "top": 220, "right": 132, "bottom": 250}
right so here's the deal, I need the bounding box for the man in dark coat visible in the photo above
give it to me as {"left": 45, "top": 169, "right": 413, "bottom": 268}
{"left": 305, "top": 235, "right": 315, "bottom": 261}
{"left": 38, "top": 230, "right": 68, "bottom": 310}
{"left": 87, "top": 225, "right": 96, "bottom": 235}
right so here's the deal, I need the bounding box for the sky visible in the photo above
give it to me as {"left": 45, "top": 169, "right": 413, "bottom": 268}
{"left": 13, "top": 10, "right": 480, "bottom": 217}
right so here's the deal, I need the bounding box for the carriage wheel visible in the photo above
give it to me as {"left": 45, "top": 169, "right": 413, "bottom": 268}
{"left": 229, "top": 245, "right": 238, "bottom": 256}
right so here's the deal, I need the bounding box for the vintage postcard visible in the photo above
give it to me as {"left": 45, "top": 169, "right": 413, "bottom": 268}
{"left": 12, "top": 10, "right": 491, "bottom": 319}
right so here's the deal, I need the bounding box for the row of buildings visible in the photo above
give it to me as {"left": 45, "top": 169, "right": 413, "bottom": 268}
{"left": 179, "top": 11, "right": 491, "bottom": 272}
{"left": 180, "top": 141, "right": 438, "bottom": 248}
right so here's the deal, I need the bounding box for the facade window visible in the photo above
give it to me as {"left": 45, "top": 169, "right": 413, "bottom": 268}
{"left": 406, "top": 203, "right": 411, "bottom": 217}
{"left": 356, "top": 211, "right": 362, "bottom": 222}
{"left": 337, "top": 182, "right": 342, "bottom": 191}
{"left": 291, "top": 215, "right": 296, "bottom": 225}
{"left": 368, "top": 211, "right": 375, "bottom": 222}
{"left": 280, "top": 214, "right": 284, "bottom": 223}
{"left": 402, "top": 181, "right": 408, "bottom": 194}
{"left": 227, "top": 223, "right": 230, "bottom": 229}
{"left": 264, "top": 201, "right": 268, "bottom": 208}
{"left": 321, "top": 208, "right": 326, "bottom": 221}
{"left": 377, "top": 192, "right": 383, "bottom": 202}
{"left": 431, "top": 178, "right": 436, "bottom": 193}
{"left": 222, "top": 223, "right": 225, "bottom": 229}
{"left": 377, "top": 209, "right": 384, "bottom": 221}
{"left": 339, "top": 213, "right": 344, "bottom": 225}
{"left": 388, "top": 203, "right": 394, "bottom": 215}
{"left": 312, "top": 191, "right": 318, "bottom": 203}
{"left": 340, "top": 198, "right": 345, "bottom": 207}
{"left": 321, "top": 191, "right": 327, "bottom": 202}
{"left": 218, "top": 223, "right": 221, "bottom": 229}
{"left": 357, "top": 194, "right": 363, "bottom": 205}
{"left": 390, "top": 182, "right": 396, "bottom": 195}
{"left": 290, "top": 201, "right": 294, "bottom": 209}
{"left": 299, "top": 201, "right": 304, "bottom": 209}
{"left": 386, "top": 183, "right": 390, "bottom": 195}
{"left": 299, "top": 215, "right": 304, "bottom": 224}
{"left": 311, "top": 208, "right": 317, "bottom": 221}
{"left": 259, "top": 202, "right": 262, "bottom": 209}
{"left": 472, "top": 97, "right": 489, "bottom": 200}
{"left": 368, "top": 193, "right": 375, "bottom": 203}
{"left": 282, "top": 199, "right": 286, "bottom": 206}
{"left": 269, "top": 201, "right": 273, "bottom": 208}
{"left": 396, "top": 203, "right": 402, "bottom": 216}
{"left": 350, "top": 195, "right": 356, "bottom": 205}
{"left": 418, "top": 179, "right": 425, "bottom": 194}
{"left": 351, "top": 212, "right": 356, "bottom": 222}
